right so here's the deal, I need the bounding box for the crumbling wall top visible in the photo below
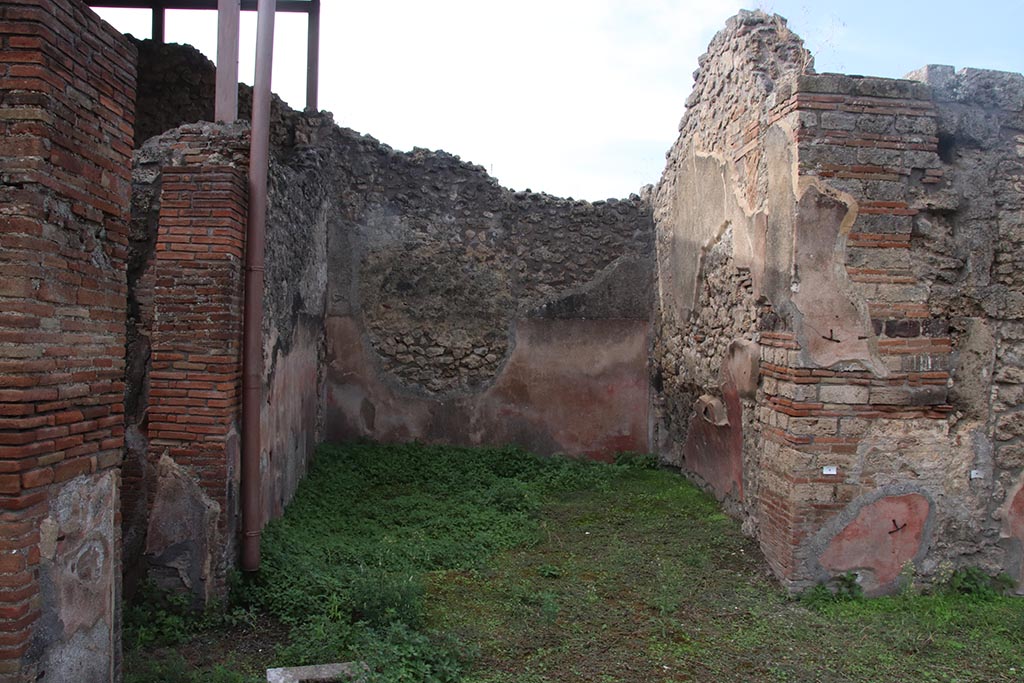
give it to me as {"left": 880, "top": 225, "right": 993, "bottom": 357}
{"left": 677, "top": 10, "right": 812, "bottom": 151}
{"left": 905, "top": 63, "right": 1024, "bottom": 110}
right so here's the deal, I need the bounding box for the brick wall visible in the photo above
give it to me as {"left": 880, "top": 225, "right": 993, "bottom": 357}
{"left": 0, "top": 0, "right": 135, "bottom": 679}
{"left": 119, "top": 125, "right": 250, "bottom": 605}
{"left": 122, "top": 124, "right": 249, "bottom": 600}
{"left": 144, "top": 164, "right": 247, "bottom": 602}
{"left": 757, "top": 77, "right": 951, "bottom": 587}
{"left": 149, "top": 166, "right": 246, "bottom": 498}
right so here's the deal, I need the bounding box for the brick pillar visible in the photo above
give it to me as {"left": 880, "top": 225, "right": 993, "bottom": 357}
{"left": 0, "top": 0, "right": 135, "bottom": 679}
{"left": 755, "top": 77, "right": 951, "bottom": 594}
{"left": 146, "top": 166, "right": 247, "bottom": 604}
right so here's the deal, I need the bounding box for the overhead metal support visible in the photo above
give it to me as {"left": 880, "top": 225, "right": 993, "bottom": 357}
{"left": 305, "top": 0, "right": 319, "bottom": 111}
{"left": 215, "top": 0, "right": 240, "bottom": 121}
{"left": 151, "top": 0, "right": 165, "bottom": 42}
{"left": 90, "top": 0, "right": 313, "bottom": 11}
{"left": 88, "top": 0, "right": 320, "bottom": 113}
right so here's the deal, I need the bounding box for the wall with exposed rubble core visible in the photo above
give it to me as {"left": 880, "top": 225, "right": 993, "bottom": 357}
{"left": 319, "top": 126, "right": 655, "bottom": 458}
{"left": 121, "top": 40, "right": 652, "bottom": 607}
{"left": 653, "top": 10, "right": 1024, "bottom": 595}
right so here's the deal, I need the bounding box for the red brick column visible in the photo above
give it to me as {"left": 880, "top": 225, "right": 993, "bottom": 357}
{"left": 146, "top": 166, "right": 247, "bottom": 601}
{"left": 0, "top": 0, "right": 135, "bottom": 679}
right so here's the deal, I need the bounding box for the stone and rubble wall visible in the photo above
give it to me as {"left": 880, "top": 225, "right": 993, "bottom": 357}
{"left": 654, "top": 10, "right": 1024, "bottom": 594}
{"left": 123, "top": 112, "right": 328, "bottom": 601}
{"left": 318, "top": 123, "right": 655, "bottom": 458}
{"left": 133, "top": 39, "right": 215, "bottom": 148}
{"left": 915, "top": 65, "right": 1024, "bottom": 590}
{"left": 653, "top": 10, "right": 811, "bottom": 531}
{"left": 0, "top": 1, "right": 135, "bottom": 680}
{"left": 123, "top": 46, "right": 327, "bottom": 600}
{"left": 127, "top": 38, "right": 654, "bottom": 470}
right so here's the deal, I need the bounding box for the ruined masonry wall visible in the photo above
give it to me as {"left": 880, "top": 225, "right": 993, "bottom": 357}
{"left": 132, "top": 39, "right": 214, "bottom": 148}
{"left": 128, "top": 33, "right": 654, "bottom": 458}
{"left": 125, "top": 117, "right": 327, "bottom": 599}
{"left": 654, "top": 10, "right": 1024, "bottom": 595}
{"left": 760, "top": 74, "right": 952, "bottom": 589}
{"left": 920, "top": 66, "right": 1024, "bottom": 590}
{"left": 653, "top": 11, "right": 811, "bottom": 527}
{"left": 314, "top": 116, "right": 654, "bottom": 457}
{"left": 0, "top": 1, "right": 135, "bottom": 680}
{"left": 122, "top": 125, "right": 250, "bottom": 603}
{"left": 146, "top": 162, "right": 248, "bottom": 604}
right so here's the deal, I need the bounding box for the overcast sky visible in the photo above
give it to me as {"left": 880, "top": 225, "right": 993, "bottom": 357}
{"left": 95, "top": 1, "right": 1023, "bottom": 200}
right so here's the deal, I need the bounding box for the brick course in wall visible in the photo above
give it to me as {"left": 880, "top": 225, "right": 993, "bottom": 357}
{"left": 148, "top": 166, "right": 246, "bottom": 507}
{"left": 0, "top": 0, "right": 134, "bottom": 678}
{"left": 136, "top": 133, "right": 250, "bottom": 603}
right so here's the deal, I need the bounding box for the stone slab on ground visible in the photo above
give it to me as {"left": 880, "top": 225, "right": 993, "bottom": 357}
{"left": 266, "top": 662, "right": 367, "bottom": 683}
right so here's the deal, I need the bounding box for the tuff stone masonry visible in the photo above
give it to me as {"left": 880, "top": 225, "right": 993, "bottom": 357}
{"left": 652, "top": 11, "right": 1024, "bottom": 595}
{"left": 1, "top": 2, "right": 1024, "bottom": 680}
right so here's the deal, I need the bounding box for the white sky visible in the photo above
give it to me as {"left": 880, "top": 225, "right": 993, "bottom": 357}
{"left": 95, "top": 1, "right": 1023, "bottom": 200}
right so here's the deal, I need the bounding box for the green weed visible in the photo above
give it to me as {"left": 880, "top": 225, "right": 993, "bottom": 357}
{"left": 125, "top": 443, "right": 1024, "bottom": 683}
{"left": 233, "top": 442, "right": 619, "bottom": 674}
{"left": 123, "top": 650, "right": 260, "bottom": 683}
{"left": 945, "top": 567, "right": 1016, "bottom": 600}
{"left": 613, "top": 451, "right": 659, "bottom": 469}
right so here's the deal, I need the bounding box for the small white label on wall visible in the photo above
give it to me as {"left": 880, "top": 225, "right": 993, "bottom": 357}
{"left": 822, "top": 465, "right": 838, "bottom": 476}
{"left": 969, "top": 469, "right": 984, "bottom": 480}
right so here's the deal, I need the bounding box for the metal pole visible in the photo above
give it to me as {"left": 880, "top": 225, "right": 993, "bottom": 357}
{"left": 241, "top": 0, "right": 275, "bottom": 573}
{"left": 305, "top": 0, "right": 319, "bottom": 111}
{"left": 151, "top": 1, "right": 165, "bottom": 42}
{"left": 215, "top": 0, "right": 240, "bottom": 122}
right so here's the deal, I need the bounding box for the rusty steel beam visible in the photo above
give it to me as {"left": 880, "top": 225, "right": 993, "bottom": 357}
{"left": 305, "top": 0, "right": 319, "bottom": 111}
{"left": 151, "top": 0, "right": 165, "bottom": 41}
{"left": 241, "top": 0, "right": 275, "bottom": 573}
{"left": 215, "top": 0, "right": 240, "bottom": 122}
{"left": 88, "top": 0, "right": 313, "bottom": 11}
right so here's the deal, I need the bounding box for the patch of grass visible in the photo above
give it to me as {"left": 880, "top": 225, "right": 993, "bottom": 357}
{"left": 945, "top": 566, "right": 1016, "bottom": 599}
{"left": 233, "top": 442, "right": 619, "bottom": 679}
{"left": 124, "top": 650, "right": 262, "bottom": 683}
{"left": 126, "top": 443, "right": 1024, "bottom": 683}
{"left": 123, "top": 580, "right": 259, "bottom": 650}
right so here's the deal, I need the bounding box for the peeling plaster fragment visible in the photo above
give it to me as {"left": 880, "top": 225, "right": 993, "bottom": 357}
{"left": 763, "top": 124, "right": 887, "bottom": 375}
{"left": 145, "top": 454, "right": 221, "bottom": 608}
{"left": 683, "top": 383, "right": 744, "bottom": 502}
{"left": 31, "top": 472, "right": 118, "bottom": 683}
{"left": 720, "top": 339, "right": 760, "bottom": 398}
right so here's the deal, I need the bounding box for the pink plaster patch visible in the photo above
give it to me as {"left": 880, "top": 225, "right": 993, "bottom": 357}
{"left": 1000, "top": 481, "right": 1024, "bottom": 592}
{"left": 820, "top": 493, "right": 930, "bottom": 594}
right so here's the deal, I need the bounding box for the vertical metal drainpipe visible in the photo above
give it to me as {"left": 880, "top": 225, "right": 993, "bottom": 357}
{"left": 241, "top": 0, "right": 276, "bottom": 573}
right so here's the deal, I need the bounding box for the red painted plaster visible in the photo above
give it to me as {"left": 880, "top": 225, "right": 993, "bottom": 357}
{"left": 819, "top": 493, "right": 930, "bottom": 594}
{"left": 681, "top": 381, "right": 744, "bottom": 501}
{"left": 324, "top": 316, "right": 650, "bottom": 460}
